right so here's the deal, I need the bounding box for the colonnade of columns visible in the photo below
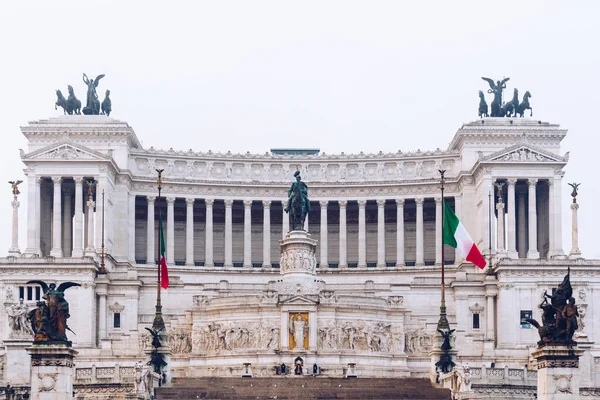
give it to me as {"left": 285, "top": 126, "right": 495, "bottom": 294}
{"left": 24, "top": 176, "right": 99, "bottom": 258}
{"left": 494, "top": 178, "right": 563, "bottom": 259}
{"left": 138, "top": 196, "right": 452, "bottom": 268}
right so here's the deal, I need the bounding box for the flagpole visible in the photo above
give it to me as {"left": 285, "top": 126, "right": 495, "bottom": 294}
{"left": 487, "top": 191, "right": 493, "bottom": 274}
{"left": 437, "top": 170, "right": 449, "bottom": 330}
{"left": 152, "top": 169, "right": 166, "bottom": 332}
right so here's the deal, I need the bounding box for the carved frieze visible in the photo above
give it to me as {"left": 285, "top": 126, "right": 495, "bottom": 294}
{"left": 192, "top": 319, "right": 279, "bottom": 353}
{"left": 318, "top": 319, "right": 398, "bottom": 353}
{"left": 404, "top": 328, "right": 433, "bottom": 356}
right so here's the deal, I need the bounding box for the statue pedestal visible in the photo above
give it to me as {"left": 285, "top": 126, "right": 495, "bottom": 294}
{"left": 27, "top": 344, "right": 77, "bottom": 400}
{"left": 277, "top": 230, "right": 321, "bottom": 294}
{"left": 532, "top": 345, "right": 584, "bottom": 400}
{"left": 4, "top": 339, "right": 33, "bottom": 385}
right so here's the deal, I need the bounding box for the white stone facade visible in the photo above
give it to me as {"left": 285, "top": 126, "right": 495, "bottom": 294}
{"left": 1, "top": 115, "right": 600, "bottom": 397}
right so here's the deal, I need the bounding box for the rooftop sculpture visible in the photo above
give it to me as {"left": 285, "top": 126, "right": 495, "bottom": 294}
{"left": 54, "top": 73, "right": 111, "bottom": 116}
{"left": 479, "top": 77, "right": 532, "bottom": 118}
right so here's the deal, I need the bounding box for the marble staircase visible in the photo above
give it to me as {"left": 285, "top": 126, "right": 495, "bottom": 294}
{"left": 155, "top": 377, "right": 451, "bottom": 399}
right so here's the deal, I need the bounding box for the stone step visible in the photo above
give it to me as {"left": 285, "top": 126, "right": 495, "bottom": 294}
{"left": 156, "top": 377, "right": 451, "bottom": 400}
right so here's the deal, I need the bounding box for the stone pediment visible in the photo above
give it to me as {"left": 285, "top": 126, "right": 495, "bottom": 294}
{"left": 479, "top": 143, "right": 568, "bottom": 163}
{"left": 278, "top": 294, "right": 319, "bottom": 305}
{"left": 21, "top": 140, "right": 110, "bottom": 161}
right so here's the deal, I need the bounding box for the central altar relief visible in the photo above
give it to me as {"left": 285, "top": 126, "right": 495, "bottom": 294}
{"left": 289, "top": 312, "right": 309, "bottom": 351}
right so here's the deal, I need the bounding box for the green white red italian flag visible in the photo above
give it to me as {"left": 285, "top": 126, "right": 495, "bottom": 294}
{"left": 443, "top": 201, "right": 487, "bottom": 269}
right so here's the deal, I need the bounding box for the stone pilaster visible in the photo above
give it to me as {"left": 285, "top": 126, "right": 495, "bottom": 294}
{"left": 377, "top": 199, "right": 386, "bottom": 268}
{"left": 358, "top": 200, "right": 367, "bottom": 268}
{"left": 205, "top": 199, "right": 214, "bottom": 267}
{"left": 28, "top": 345, "right": 78, "bottom": 400}
{"left": 506, "top": 178, "right": 518, "bottom": 258}
{"left": 146, "top": 196, "right": 155, "bottom": 264}
{"left": 527, "top": 179, "right": 540, "bottom": 259}
{"left": 415, "top": 198, "right": 424, "bottom": 266}
{"left": 338, "top": 200, "right": 347, "bottom": 268}
{"left": 395, "top": 199, "right": 404, "bottom": 267}
{"left": 262, "top": 200, "right": 271, "bottom": 268}
{"left": 166, "top": 197, "right": 175, "bottom": 265}
{"left": 72, "top": 177, "right": 84, "bottom": 258}
{"left": 96, "top": 276, "right": 109, "bottom": 341}
{"left": 319, "top": 200, "right": 328, "bottom": 268}
{"left": 517, "top": 185, "right": 527, "bottom": 258}
{"left": 24, "top": 174, "right": 39, "bottom": 256}
{"left": 50, "top": 177, "right": 63, "bottom": 257}
{"left": 128, "top": 193, "right": 136, "bottom": 262}
{"left": 185, "top": 198, "right": 195, "bottom": 266}
{"left": 224, "top": 199, "right": 233, "bottom": 267}
{"left": 243, "top": 200, "right": 252, "bottom": 268}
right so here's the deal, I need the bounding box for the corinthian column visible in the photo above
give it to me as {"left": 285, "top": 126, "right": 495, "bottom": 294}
{"left": 243, "top": 200, "right": 252, "bottom": 268}
{"left": 185, "top": 198, "right": 195, "bottom": 266}
{"left": 62, "top": 187, "right": 73, "bottom": 257}
{"left": 24, "top": 174, "right": 39, "bottom": 256}
{"left": 166, "top": 197, "right": 175, "bottom": 265}
{"left": 396, "top": 199, "right": 404, "bottom": 267}
{"left": 224, "top": 199, "right": 233, "bottom": 267}
{"left": 282, "top": 201, "right": 289, "bottom": 238}
{"left": 358, "top": 200, "right": 367, "bottom": 268}
{"left": 339, "top": 200, "right": 347, "bottom": 268}
{"left": 496, "top": 196, "right": 506, "bottom": 254}
{"left": 9, "top": 193, "right": 20, "bottom": 256}
{"left": 506, "top": 179, "right": 518, "bottom": 258}
{"left": 319, "top": 201, "right": 328, "bottom": 268}
{"left": 72, "top": 177, "right": 84, "bottom": 257}
{"left": 415, "top": 198, "right": 424, "bottom": 266}
{"left": 205, "top": 199, "right": 214, "bottom": 267}
{"left": 146, "top": 196, "right": 155, "bottom": 264}
{"left": 527, "top": 179, "right": 540, "bottom": 259}
{"left": 570, "top": 200, "right": 582, "bottom": 258}
{"left": 377, "top": 199, "right": 386, "bottom": 268}
{"left": 435, "top": 197, "right": 442, "bottom": 265}
{"left": 50, "top": 177, "right": 63, "bottom": 257}
{"left": 263, "top": 200, "right": 271, "bottom": 268}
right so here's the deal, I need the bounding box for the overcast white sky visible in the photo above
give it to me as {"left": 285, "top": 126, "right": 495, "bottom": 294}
{"left": 0, "top": 1, "right": 599, "bottom": 257}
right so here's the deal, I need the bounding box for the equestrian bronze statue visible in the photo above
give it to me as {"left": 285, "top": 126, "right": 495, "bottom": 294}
{"left": 284, "top": 171, "right": 311, "bottom": 231}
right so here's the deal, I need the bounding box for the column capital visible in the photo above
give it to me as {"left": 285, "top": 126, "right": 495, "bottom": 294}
{"left": 166, "top": 197, "right": 176, "bottom": 205}
{"left": 205, "top": 198, "right": 215, "bottom": 206}
{"left": 396, "top": 198, "right": 405, "bottom": 207}
{"left": 547, "top": 179, "right": 554, "bottom": 188}
{"left": 507, "top": 178, "right": 517, "bottom": 186}
{"left": 415, "top": 198, "right": 424, "bottom": 206}
{"left": 357, "top": 200, "right": 367, "bottom": 207}
{"left": 243, "top": 199, "right": 253, "bottom": 207}
{"left": 73, "top": 176, "right": 84, "bottom": 185}
{"left": 224, "top": 199, "right": 234, "bottom": 207}
{"left": 338, "top": 200, "right": 348, "bottom": 208}
{"left": 376, "top": 199, "right": 386, "bottom": 207}
{"left": 496, "top": 202, "right": 505, "bottom": 210}
{"left": 319, "top": 200, "right": 328, "bottom": 208}
{"left": 434, "top": 197, "right": 443, "bottom": 205}
{"left": 186, "top": 198, "right": 195, "bottom": 206}
{"left": 527, "top": 178, "right": 538, "bottom": 187}
{"left": 36, "top": 176, "right": 43, "bottom": 185}
{"left": 87, "top": 199, "right": 96, "bottom": 208}
{"left": 262, "top": 200, "right": 272, "bottom": 208}
{"left": 51, "top": 176, "right": 63, "bottom": 185}
{"left": 147, "top": 195, "right": 156, "bottom": 203}
{"left": 282, "top": 200, "right": 288, "bottom": 208}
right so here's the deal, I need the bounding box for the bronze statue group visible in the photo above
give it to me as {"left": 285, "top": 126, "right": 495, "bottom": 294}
{"left": 55, "top": 73, "right": 111, "bottom": 116}
{"left": 479, "top": 77, "right": 532, "bottom": 118}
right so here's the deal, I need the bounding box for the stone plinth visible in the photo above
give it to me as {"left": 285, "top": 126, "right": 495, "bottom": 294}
{"left": 532, "top": 345, "right": 584, "bottom": 400}
{"left": 27, "top": 344, "right": 78, "bottom": 400}
{"left": 277, "top": 230, "right": 321, "bottom": 294}
{"left": 4, "top": 339, "right": 33, "bottom": 385}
